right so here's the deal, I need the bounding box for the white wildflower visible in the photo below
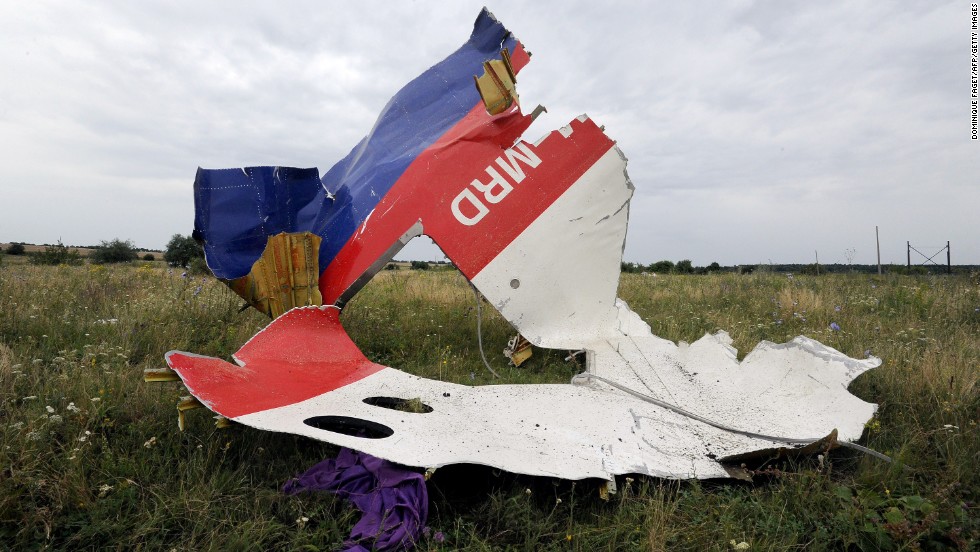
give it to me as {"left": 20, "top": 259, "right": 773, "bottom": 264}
{"left": 97, "top": 484, "right": 113, "bottom": 498}
{"left": 143, "top": 437, "right": 157, "bottom": 449}
{"left": 67, "top": 402, "right": 80, "bottom": 413}
{"left": 46, "top": 405, "right": 55, "bottom": 414}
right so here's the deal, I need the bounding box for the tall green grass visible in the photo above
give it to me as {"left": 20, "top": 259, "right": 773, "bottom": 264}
{"left": 1, "top": 264, "right": 976, "bottom": 550}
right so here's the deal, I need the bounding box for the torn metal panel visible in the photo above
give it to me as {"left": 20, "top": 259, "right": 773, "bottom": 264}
{"left": 474, "top": 48, "right": 518, "bottom": 115}
{"left": 224, "top": 232, "right": 323, "bottom": 318}
{"left": 161, "top": 8, "right": 883, "bottom": 482}
{"left": 166, "top": 306, "right": 878, "bottom": 481}
{"left": 502, "top": 334, "right": 532, "bottom": 367}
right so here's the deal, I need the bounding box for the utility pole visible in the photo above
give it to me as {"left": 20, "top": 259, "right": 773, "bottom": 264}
{"left": 907, "top": 241, "right": 911, "bottom": 269}
{"left": 876, "top": 226, "right": 881, "bottom": 275}
{"left": 947, "top": 241, "right": 951, "bottom": 274}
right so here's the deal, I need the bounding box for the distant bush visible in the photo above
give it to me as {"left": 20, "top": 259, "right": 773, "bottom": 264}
{"left": 164, "top": 234, "right": 204, "bottom": 268}
{"left": 91, "top": 239, "right": 138, "bottom": 264}
{"left": 675, "top": 259, "right": 694, "bottom": 274}
{"left": 6, "top": 243, "right": 25, "bottom": 255}
{"left": 385, "top": 263, "right": 399, "bottom": 270}
{"left": 29, "top": 241, "right": 83, "bottom": 266}
{"left": 410, "top": 260, "right": 430, "bottom": 270}
{"left": 188, "top": 257, "right": 210, "bottom": 276}
{"left": 142, "top": 253, "right": 156, "bottom": 261}
{"left": 648, "top": 260, "right": 674, "bottom": 274}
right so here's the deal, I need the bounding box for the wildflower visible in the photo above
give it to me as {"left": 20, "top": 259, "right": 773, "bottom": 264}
{"left": 295, "top": 516, "right": 309, "bottom": 528}
{"left": 864, "top": 349, "right": 872, "bottom": 358}
{"left": 525, "top": 488, "right": 532, "bottom": 496}
{"left": 566, "top": 534, "right": 573, "bottom": 542}
{"left": 22, "top": 396, "right": 37, "bottom": 401}
{"left": 181, "top": 272, "right": 188, "bottom": 278}
{"left": 829, "top": 322, "right": 841, "bottom": 332}
{"left": 67, "top": 402, "right": 80, "bottom": 413}
{"left": 27, "top": 431, "right": 41, "bottom": 441}
{"left": 193, "top": 286, "right": 202, "bottom": 296}
{"left": 48, "top": 415, "right": 63, "bottom": 424}
{"left": 91, "top": 397, "right": 101, "bottom": 403}
{"left": 730, "top": 540, "right": 750, "bottom": 550}
{"left": 433, "top": 531, "right": 445, "bottom": 543}
{"left": 143, "top": 436, "right": 157, "bottom": 449}
{"left": 45, "top": 405, "right": 55, "bottom": 414}
{"left": 97, "top": 484, "right": 113, "bottom": 498}
{"left": 834, "top": 305, "right": 841, "bottom": 312}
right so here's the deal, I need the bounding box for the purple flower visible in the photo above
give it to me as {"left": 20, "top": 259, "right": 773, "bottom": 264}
{"left": 180, "top": 271, "right": 188, "bottom": 278}
{"left": 434, "top": 531, "right": 445, "bottom": 543}
{"left": 830, "top": 322, "right": 841, "bottom": 332}
{"left": 834, "top": 305, "right": 841, "bottom": 312}
{"left": 193, "top": 286, "right": 202, "bottom": 296}
{"left": 864, "top": 349, "right": 872, "bottom": 358}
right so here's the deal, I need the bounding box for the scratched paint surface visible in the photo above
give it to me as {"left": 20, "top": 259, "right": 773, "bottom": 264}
{"left": 168, "top": 9, "right": 881, "bottom": 481}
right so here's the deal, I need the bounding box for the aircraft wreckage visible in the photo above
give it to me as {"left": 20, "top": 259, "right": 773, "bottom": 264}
{"left": 149, "top": 9, "right": 881, "bottom": 482}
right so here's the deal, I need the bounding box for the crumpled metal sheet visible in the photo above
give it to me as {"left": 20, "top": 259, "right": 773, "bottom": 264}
{"left": 162, "top": 8, "right": 881, "bottom": 481}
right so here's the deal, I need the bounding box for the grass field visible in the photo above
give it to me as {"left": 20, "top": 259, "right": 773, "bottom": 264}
{"left": 0, "top": 263, "right": 976, "bottom": 550}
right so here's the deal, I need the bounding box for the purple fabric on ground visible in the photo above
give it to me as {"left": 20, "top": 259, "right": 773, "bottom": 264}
{"left": 283, "top": 448, "right": 429, "bottom": 551}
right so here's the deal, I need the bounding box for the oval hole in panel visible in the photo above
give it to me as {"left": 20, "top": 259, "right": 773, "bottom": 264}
{"left": 362, "top": 396, "right": 434, "bottom": 413}
{"left": 303, "top": 415, "right": 393, "bottom": 439}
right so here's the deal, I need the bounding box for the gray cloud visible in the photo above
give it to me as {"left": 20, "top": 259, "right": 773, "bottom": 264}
{"left": 0, "top": 1, "right": 975, "bottom": 266}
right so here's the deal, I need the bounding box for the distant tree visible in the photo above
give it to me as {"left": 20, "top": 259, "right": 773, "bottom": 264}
{"left": 142, "top": 253, "right": 156, "bottom": 261}
{"left": 6, "top": 243, "right": 25, "bottom": 255}
{"left": 706, "top": 262, "right": 721, "bottom": 273}
{"left": 91, "top": 239, "right": 138, "bottom": 264}
{"left": 675, "top": 260, "right": 694, "bottom": 274}
{"left": 648, "top": 260, "right": 674, "bottom": 273}
{"left": 29, "top": 241, "right": 83, "bottom": 266}
{"left": 410, "top": 260, "right": 430, "bottom": 270}
{"left": 164, "top": 234, "right": 204, "bottom": 267}
{"left": 385, "top": 263, "right": 399, "bottom": 270}
{"left": 621, "top": 262, "right": 644, "bottom": 273}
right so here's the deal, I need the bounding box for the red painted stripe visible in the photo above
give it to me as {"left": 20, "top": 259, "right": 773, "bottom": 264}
{"left": 320, "top": 44, "right": 615, "bottom": 303}
{"left": 319, "top": 45, "right": 533, "bottom": 303}
{"left": 166, "top": 307, "right": 384, "bottom": 418}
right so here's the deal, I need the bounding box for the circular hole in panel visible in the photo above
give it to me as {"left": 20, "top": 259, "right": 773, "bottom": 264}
{"left": 303, "top": 415, "right": 394, "bottom": 439}
{"left": 510, "top": 278, "right": 520, "bottom": 289}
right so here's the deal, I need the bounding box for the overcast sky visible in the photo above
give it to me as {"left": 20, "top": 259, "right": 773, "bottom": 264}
{"left": 1, "top": 1, "right": 976, "bottom": 266}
